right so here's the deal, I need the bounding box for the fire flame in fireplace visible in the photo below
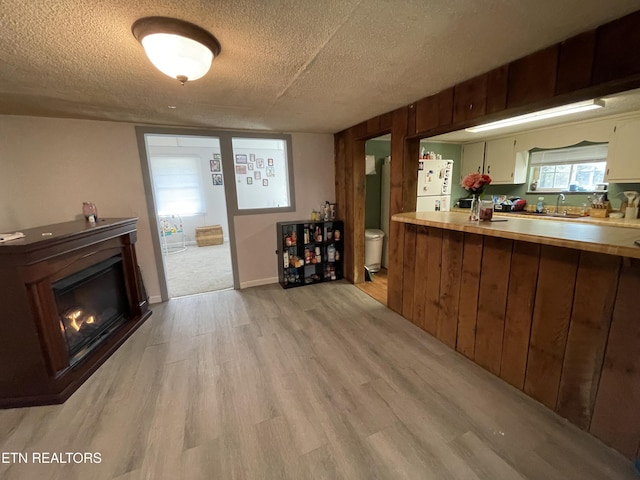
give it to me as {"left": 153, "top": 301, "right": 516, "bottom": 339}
{"left": 63, "top": 308, "right": 96, "bottom": 332}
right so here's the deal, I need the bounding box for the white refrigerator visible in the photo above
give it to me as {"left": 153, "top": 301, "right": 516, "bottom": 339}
{"left": 416, "top": 159, "right": 453, "bottom": 212}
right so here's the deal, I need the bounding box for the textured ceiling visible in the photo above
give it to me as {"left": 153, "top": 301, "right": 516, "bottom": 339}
{"left": 0, "top": 1, "right": 639, "bottom": 134}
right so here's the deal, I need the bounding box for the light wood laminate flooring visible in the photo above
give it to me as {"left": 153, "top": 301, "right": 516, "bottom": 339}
{"left": 0, "top": 282, "right": 636, "bottom": 480}
{"left": 356, "top": 268, "right": 388, "bottom": 306}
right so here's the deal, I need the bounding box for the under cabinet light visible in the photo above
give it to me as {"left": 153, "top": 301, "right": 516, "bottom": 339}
{"left": 465, "top": 99, "right": 604, "bottom": 133}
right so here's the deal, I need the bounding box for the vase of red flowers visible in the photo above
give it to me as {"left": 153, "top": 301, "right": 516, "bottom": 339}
{"left": 461, "top": 173, "right": 492, "bottom": 221}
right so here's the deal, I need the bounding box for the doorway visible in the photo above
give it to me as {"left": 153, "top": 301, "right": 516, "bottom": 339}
{"left": 142, "top": 133, "right": 234, "bottom": 298}
{"left": 357, "top": 134, "right": 391, "bottom": 305}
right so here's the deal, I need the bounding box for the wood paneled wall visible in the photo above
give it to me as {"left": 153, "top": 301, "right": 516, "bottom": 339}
{"left": 333, "top": 10, "right": 640, "bottom": 461}
{"left": 400, "top": 225, "right": 640, "bottom": 459}
{"left": 335, "top": 9, "right": 640, "bottom": 308}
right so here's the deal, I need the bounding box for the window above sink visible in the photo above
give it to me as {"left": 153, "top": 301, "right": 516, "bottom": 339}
{"left": 528, "top": 143, "right": 608, "bottom": 193}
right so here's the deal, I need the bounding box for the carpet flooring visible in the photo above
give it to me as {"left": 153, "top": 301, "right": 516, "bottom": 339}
{"left": 163, "top": 242, "right": 233, "bottom": 297}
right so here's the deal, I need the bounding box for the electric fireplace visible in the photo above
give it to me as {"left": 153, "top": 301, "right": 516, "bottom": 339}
{"left": 54, "top": 255, "right": 130, "bottom": 366}
{"left": 0, "top": 218, "right": 151, "bottom": 408}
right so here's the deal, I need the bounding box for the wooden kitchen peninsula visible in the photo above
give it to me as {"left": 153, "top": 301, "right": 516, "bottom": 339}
{"left": 392, "top": 211, "right": 640, "bottom": 460}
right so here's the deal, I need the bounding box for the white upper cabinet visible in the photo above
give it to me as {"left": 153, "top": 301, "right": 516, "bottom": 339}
{"left": 606, "top": 117, "right": 640, "bottom": 182}
{"left": 485, "top": 137, "right": 527, "bottom": 184}
{"left": 460, "top": 142, "right": 485, "bottom": 181}
{"left": 461, "top": 138, "right": 527, "bottom": 184}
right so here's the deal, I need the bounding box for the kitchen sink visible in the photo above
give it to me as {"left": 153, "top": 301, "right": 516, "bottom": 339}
{"left": 547, "top": 212, "right": 584, "bottom": 218}
{"left": 511, "top": 212, "right": 584, "bottom": 219}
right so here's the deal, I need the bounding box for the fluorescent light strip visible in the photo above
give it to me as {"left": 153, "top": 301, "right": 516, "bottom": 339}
{"left": 465, "top": 99, "right": 605, "bottom": 133}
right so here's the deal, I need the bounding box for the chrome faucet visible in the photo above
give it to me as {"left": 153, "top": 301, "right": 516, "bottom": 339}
{"left": 556, "top": 193, "right": 566, "bottom": 215}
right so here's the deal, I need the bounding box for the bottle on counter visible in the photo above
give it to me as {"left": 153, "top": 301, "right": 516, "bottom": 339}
{"left": 536, "top": 197, "right": 545, "bottom": 213}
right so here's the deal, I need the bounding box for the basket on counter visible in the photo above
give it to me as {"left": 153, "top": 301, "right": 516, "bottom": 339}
{"left": 195, "top": 225, "right": 223, "bottom": 246}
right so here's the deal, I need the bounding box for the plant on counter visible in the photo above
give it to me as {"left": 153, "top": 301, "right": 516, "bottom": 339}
{"left": 461, "top": 173, "right": 492, "bottom": 221}
{"left": 461, "top": 172, "right": 492, "bottom": 196}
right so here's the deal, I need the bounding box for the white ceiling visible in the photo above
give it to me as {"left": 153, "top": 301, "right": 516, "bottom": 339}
{"left": 1, "top": 1, "right": 639, "bottom": 134}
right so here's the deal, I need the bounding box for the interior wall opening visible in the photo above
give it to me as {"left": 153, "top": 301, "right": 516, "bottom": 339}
{"left": 357, "top": 134, "right": 391, "bottom": 306}
{"left": 144, "top": 133, "right": 234, "bottom": 298}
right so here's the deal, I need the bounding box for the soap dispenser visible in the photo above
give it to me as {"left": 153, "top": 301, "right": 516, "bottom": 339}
{"left": 536, "top": 197, "right": 545, "bottom": 213}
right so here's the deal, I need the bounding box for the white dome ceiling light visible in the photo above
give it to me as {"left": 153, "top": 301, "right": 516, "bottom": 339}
{"left": 132, "top": 17, "right": 221, "bottom": 85}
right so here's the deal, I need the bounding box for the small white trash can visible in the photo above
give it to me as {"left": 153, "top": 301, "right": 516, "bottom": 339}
{"left": 365, "top": 229, "right": 385, "bottom": 272}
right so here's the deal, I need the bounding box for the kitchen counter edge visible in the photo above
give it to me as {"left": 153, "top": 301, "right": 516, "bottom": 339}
{"left": 392, "top": 211, "right": 640, "bottom": 260}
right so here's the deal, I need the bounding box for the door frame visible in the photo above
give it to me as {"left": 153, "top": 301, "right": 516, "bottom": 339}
{"left": 135, "top": 126, "right": 241, "bottom": 300}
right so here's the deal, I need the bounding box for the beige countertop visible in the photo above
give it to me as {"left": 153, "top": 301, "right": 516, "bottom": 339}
{"left": 450, "top": 207, "right": 640, "bottom": 228}
{"left": 393, "top": 211, "right": 640, "bottom": 260}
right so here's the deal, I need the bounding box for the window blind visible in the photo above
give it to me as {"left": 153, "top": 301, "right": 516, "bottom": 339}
{"left": 529, "top": 144, "right": 608, "bottom": 166}
{"left": 150, "top": 156, "right": 204, "bottom": 215}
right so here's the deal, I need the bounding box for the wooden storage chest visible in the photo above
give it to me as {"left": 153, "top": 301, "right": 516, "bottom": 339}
{"left": 196, "top": 225, "right": 223, "bottom": 246}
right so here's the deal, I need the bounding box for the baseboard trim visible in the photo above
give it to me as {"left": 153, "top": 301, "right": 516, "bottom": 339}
{"left": 149, "top": 295, "right": 163, "bottom": 304}
{"left": 240, "top": 277, "right": 279, "bottom": 289}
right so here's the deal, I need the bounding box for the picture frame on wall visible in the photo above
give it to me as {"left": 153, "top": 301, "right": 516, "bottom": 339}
{"left": 249, "top": 154, "right": 255, "bottom": 162}
{"left": 236, "top": 165, "right": 247, "bottom": 175}
{"left": 210, "top": 159, "right": 221, "bottom": 172}
{"left": 248, "top": 163, "right": 254, "bottom": 171}
{"left": 254, "top": 171, "right": 261, "bottom": 180}
{"left": 263, "top": 179, "right": 268, "bottom": 186}
{"left": 257, "top": 158, "right": 264, "bottom": 168}
{"left": 266, "top": 166, "right": 275, "bottom": 177}
{"left": 247, "top": 177, "right": 253, "bottom": 185}
{"left": 212, "top": 174, "right": 223, "bottom": 185}
{"left": 213, "top": 153, "right": 221, "bottom": 160}
{"left": 268, "top": 158, "right": 274, "bottom": 166}
{"left": 235, "top": 154, "right": 248, "bottom": 164}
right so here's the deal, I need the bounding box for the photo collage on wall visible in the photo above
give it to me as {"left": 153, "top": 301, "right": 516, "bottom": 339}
{"left": 210, "top": 153, "right": 223, "bottom": 186}
{"left": 235, "top": 153, "right": 276, "bottom": 186}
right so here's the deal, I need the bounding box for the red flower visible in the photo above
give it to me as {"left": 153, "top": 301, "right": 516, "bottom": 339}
{"left": 461, "top": 173, "right": 492, "bottom": 194}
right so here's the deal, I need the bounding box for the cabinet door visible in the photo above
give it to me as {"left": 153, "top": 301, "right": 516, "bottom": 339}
{"left": 453, "top": 75, "right": 487, "bottom": 123}
{"left": 485, "top": 137, "right": 518, "bottom": 184}
{"left": 607, "top": 118, "right": 640, "bottom": 182}
{"left": 461, "top": 142, "right": 485, "bottom": 181}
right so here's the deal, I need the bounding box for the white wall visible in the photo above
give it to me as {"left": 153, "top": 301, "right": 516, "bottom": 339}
{"left": 0, "top": 116, "right": 335, "bottom": 296}
{"left": 234, "top": 132, "right": 335, "bottom": 288}
{"left": 0, "top": 116, "right": 161, "bottom": 300}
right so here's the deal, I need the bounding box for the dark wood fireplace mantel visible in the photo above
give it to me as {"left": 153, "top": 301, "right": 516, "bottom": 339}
{"left": 0, "top": 218, "right": 152, "bottom": 408}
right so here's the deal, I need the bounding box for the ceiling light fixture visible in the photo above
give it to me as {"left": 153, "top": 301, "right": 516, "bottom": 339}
{"left": 465, "top": 99, "right": 605, "bottom": 133}
{"left": 132, "top": 17, "right": 221, "bottom": 85}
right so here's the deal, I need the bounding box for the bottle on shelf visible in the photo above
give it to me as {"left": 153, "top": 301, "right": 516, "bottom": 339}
{"left": 327, "top": 244, "right": 336, "bottom": 262}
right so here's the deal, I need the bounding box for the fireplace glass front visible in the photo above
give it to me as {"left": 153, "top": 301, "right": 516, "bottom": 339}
{"left": 53, "top": 255, "right": 130, "bottom": 365}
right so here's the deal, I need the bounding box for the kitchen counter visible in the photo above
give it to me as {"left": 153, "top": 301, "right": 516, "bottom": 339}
{"left": 393, "top": 211, "right": 640, "bottom": 260}
{"left": 392, "top": 210, "right": 640, "bottom": 459}
{"left": 450, "top": 207, "right": 640, "bottom": 228}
